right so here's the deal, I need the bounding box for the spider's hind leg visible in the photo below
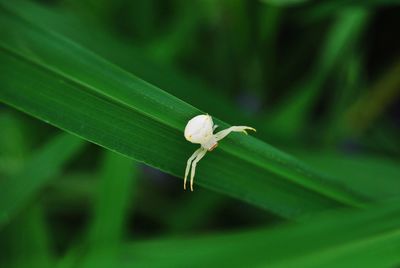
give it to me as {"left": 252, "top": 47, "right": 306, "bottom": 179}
{"left": 184, "top": 148, "right": 203, "bottom": 190}
{"left": 189, "top": 148, "right": 207, "bottom": 191}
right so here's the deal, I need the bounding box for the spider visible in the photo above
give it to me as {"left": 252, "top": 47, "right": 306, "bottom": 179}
{"left": 183, "top": 114, "right": 255, "bottom": 191}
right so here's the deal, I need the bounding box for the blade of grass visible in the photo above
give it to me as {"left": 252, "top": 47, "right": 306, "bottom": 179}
{"left": 323, "top": 52, "right": 364, "bottom": 143}
{"left": 0, "top": 133, "right": 85, "bottom": 227}
{"left": 0, "top": 204, "right": 54, "bottom": 268}
{"left": 0, "top": 112, "right": 28, "bottom": 177}
{"left": 88, "top": 152, "right": 136, "bottom": 246}
{"left": 266, "top": 8, "right": 369, "bottom": 137}
{"left": 0, "top": 114, "right": 54, "bottom": 268}
{"left": 300, "top": 0, "right": 400, "bottom": 24}
{"left": 0, "top": 2, "right": 368, "bottom": 219}
{"left": 5, "top": 0, "right": 250, "bottom": 126}
{"left": 343, "top": 57, "right": 400, "bottom": 136}
{"left": 292, "top": 150, "right": 400, "bottom": 200}
{"left": 118, "top": 198, "right": 400, "bottom": 268}
{"left": 145, "top": 1, "right": 203, "bottom": 64}
{"left": 0, "top": 50, "right": 342, "bottom": 219}
{"left": 82, "top": 151, "right": 137, "bottom": 267}
{"left": 259, "top": 4, "right": 281, "bottom": 101}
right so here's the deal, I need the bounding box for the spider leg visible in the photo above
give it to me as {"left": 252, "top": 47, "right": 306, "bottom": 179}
{"left": 214, "top": 126, "right": 256, "bottom": 141}
{"left": 213, "top": 124, "right": 219, "bottom": 131}
{"left": 190, "top": 148, "right": 207, "bottom": 191}
{"left": 184, "top": 148, "right": 202, "bottom": 190}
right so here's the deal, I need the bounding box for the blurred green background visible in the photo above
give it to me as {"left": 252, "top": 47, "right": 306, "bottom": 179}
{"left": 1, "top": 0, "right": 400, "bottom": 267}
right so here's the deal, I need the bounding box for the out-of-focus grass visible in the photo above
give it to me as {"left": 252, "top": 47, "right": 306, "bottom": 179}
{"left": 0, "top": 133, "right": 85, "bottom": 227}
{"left": 0, "top": 0, "right": 399, "bottom": 267}
{"left": 122, "top": 197, "right": 400, "bottom": 268}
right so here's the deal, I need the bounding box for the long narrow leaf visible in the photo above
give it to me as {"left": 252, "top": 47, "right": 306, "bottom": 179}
{"left": 0, "top": 133, "right": 85, "bottom": 227}
{"left": 82, "top": 152, "right": 137, "bottom": 268}
{"left": 88, "top": 152, "right": 136, "bottom": 246}
{"left": 0, "top": 3, "right": 368, "bottom": 218}
{"left": 120, "top": 199, "right": 400, "bottom": 268}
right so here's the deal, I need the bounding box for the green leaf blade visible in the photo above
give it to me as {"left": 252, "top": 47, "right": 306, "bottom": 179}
{"left": 121, "top": 199, "right": 400, "bottom": 268}
{"left": 0, "top": 132, "right": 85, "bottom": 227}
{"left": 0, "top": 2, "right": 369, "bottom": 219}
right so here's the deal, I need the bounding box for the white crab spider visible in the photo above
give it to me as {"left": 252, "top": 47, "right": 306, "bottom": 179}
{"left": 183, "top": 114, "right": 255, "bottom": 191}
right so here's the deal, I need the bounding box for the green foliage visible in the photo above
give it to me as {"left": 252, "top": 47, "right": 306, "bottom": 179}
{"left": 0, "top": 0, "right": 399, "bottom": 267}
{"left": 0, "top": 2, "right": 369, "bottom": 219}
{"left": 124, "top": 198, "right": 400, "bottom": 268}
{"left": 0, "top": 133, "right": 85, "bottom": 228}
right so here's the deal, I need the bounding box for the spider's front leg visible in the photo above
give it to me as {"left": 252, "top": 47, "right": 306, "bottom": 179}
{"left": 215, "top": 126, "right": 256, "bottom": 141}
